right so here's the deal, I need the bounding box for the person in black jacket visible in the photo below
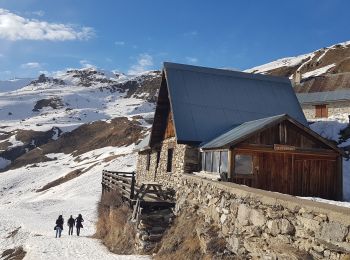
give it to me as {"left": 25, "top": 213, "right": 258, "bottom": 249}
{"left": 55, "top": 215, "right": 64, "bottom": 238}
{"left": 75, "top": 214, "right": 84, "bottom": 236}
{"left": 67, "top": 215, "right": 75, "bottom": 235}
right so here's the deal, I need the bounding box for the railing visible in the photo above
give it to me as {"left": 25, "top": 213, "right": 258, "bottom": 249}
{"left": 102, "top": 170, "right": 136, "bottom": 200}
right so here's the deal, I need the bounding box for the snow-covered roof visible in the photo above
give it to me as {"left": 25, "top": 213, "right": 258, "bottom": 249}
{"left": 297, "top": 90, "right": 350, "bottom": 104}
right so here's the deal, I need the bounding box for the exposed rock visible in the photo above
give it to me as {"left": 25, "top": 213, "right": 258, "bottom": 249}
{"left": 267, "top": 220, "right": 281, "bottom": 236}
{"left": 319, "top": 221, "right": 348, "bottom": 242}
{"left": 237, "top": 204, "right": 251, "bottom": 226}
{"left": 280, "top": 219, "right": 295, "bottom": 235}
{"left": 250, "top": 209, "right": 266, "bottom": 227}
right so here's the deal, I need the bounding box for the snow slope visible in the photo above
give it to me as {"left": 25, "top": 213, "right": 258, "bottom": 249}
{"left": 0, "top": 144, "right": 148, "bottom": 259}
{"left": 0, "top": 78, "right": 33, "bottom": 92}
{"left": 0, "top": 68, "right": 159, "bottom": 259}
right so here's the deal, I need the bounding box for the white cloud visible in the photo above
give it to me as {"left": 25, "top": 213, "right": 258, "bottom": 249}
{"left": 0, "top": 9, "right": 94, "bottom": 41}
{"left": 114, "top": 41, "right": 125, "bottom": 46}
{"left": 80, "top": 59, "right": 96, "bottom": 69}
{"left": 186, "top": 57, "right": 198, "bottom": 64}
{"left": 21, "top": 62, "right": 41, "bottom": 69}
{"left": 31, "top": 10, "right": 45, "bottom": 17}
{"left": 184, "top": 30, "right": 198, "bottom": 37}
{"left": 128, "top": 53, "right": 153, "bottom": 75}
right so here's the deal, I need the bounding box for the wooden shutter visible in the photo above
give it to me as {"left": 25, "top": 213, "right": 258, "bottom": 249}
{"left": 315, "top": 105, "right": 327, "bottom": 118}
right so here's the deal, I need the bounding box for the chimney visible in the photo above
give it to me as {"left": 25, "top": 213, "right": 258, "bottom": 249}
{"left": 293, "top": 70, "right": 301, "bottom": 85}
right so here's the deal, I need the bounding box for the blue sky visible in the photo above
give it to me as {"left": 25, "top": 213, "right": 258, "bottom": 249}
{"left": 0, "top": 0, "right": 349, "bottom": 79}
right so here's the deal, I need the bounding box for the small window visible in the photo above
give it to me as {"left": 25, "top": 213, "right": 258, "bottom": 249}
{"left": 219, "top": 151, "right": 228, "bottom": 173}
{"left": 234, "top": 154, "right": 253, "bottom": 175}
{"left": 201, "top": 152, "right": 206, "bottom": 171}
{"left": 156, "top": 151, "right": 161, "bottom": 168}
{"left": 315, "top": 104, "right": 328, "bottom": 118}
{"left": 167, "top": 148, "right": 173, "bottom": 173}
{"left": 146, "top": 152, "right": 151, "bottom": 171}
{"left": 212, "top": 151, "right": 220, "bottom": 173}
{"left": 205, "top": 152, "right": 212, "bottom": 172}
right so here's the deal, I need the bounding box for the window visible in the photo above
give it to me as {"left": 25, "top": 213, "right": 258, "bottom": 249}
{"left": 219, "top": 151, "right": 228, "bottom": 173}
{"left": 146, "top": 152, "right": 151, "bottom": 171}
{"left": 201, "top": 152, "right": 206, "bottom": 171}
{"left": 205, "top": 152, "right": 212, "bottom": 172}
{"left": 212, "top": 151, "right": 220, "bottom": 172}
{"left": 234, "top": 154, "right": 253, "bottom": 175}
{"left": 156, "top": 151, "right": 161, "bottom": 168}
{"left": 167, "top": 148, "right": 173, "bottom": 173}
{"left": 315, "top": 104, "right": 328, "bottom": 118}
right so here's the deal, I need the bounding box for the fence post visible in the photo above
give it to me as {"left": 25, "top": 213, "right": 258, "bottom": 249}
{"left": 130, "top": 171, "right": 136, "bottom": 200}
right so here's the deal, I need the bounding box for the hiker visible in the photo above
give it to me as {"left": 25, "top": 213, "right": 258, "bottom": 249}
{"left": 75, "top": 214, "right": 84, "bottom": 236}
{"left": 67, "top": 215, "right": 75, "bottom": 235}
{"left": 55, "top": 215, "right": 64, "bottom": 238}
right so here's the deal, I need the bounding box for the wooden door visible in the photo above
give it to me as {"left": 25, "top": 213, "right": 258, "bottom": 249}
{"left": 294, "top": 157, "right": 337, "bottom": 199}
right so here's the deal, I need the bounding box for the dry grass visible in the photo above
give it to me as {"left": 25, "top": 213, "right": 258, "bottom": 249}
{"left": 1, "top": 247, "right": 26, "bottom": 260}
{"left": 154, "top": 210, "right": 203, "bottom": 260}
{"left": 94, "top": 191, "right": 136, "bottom": 254}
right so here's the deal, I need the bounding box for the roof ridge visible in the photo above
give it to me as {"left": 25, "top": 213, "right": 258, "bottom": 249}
{"left": 163, "top": 61, "right": 290, "bottom": 84}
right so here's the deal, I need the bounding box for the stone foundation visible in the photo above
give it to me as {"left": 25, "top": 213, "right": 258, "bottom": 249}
{"left": 170, "top": 174, "right": 350, "bottom": 259}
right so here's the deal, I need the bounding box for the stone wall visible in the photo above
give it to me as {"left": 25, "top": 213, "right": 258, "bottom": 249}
{"left": 171, "top": 174, "right": 350, "bottom": 259}
{"left": 136, "top": 137, "right": 199, "bottom": 185}
{"left": 302, "top": 101, "right": 350, "bottom": 121}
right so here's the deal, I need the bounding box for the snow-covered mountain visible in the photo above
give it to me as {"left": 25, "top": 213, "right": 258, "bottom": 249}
{"left": 0, "top": 68, "right": 161, "bottom": 166}
{"left": 0, "top": 67, "right": 161, "bottom": 259}
{"left": 0, "top": 78, "right": 33, "bottom": 92}
{"left": 246, "top": 41, "right": 350, "bottom": 93}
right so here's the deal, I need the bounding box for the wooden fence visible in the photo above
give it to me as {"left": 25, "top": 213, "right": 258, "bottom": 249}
{"left": 102, "top": 170, "right": 136, "bottom": 200}
{"left": 101, "top": 170, "right": 175, "bottom": 208}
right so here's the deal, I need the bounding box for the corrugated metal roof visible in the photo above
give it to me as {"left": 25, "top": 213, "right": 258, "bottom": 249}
{"left": 297, "top": 90, "right": 350, "bottom": 104}
{"left": 201, "top": 114, "right": 286, "bottom": 149}
{"left": 134, "top": 133, "right": 150, "bottom": 152}
{"left": 163, "top": 62, "right": 308, "bottom": 144}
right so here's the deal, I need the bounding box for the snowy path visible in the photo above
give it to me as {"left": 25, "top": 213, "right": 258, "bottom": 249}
{"left": 0, "top": 146, "right": 148, "bottom": 260}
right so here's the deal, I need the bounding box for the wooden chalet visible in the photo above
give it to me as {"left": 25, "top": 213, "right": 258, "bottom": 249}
{"left": 136, "top": 62, "right": 343, "bottom": 200}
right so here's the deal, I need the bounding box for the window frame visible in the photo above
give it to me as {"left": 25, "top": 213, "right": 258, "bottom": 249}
{"left": 201, "top": 149, "right": 229, "bottom": 174}
{"left": 234, "top": 153, "right": 254, "bottom": 175}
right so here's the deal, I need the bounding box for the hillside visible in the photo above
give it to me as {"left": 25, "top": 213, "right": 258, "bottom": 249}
{"left": 0, "top": 68, "right": 161, "bottom": 169}
{"left": 246, "top": 41, "right": 350, "bottom": 93}
{"left": 0, "top": 68, "right": 160, "bottom": 259}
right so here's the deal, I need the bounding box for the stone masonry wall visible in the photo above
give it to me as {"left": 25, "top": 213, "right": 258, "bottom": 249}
{"left": 302, "top": 102, "right": 350, "bottom": 121}
{"left": 171, "top": 174, "right": 350, "bottom": 259}
{"left": 136, "top": 138, "right": 199, "bottom": 185}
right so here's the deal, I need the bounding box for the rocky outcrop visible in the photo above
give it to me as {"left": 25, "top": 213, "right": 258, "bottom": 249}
{"left": 33, "top": 97, "right": 64, "bottom": 111}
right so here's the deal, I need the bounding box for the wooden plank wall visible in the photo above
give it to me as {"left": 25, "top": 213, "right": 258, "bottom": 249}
{"left": 243, "top": 121, "right": 330, "bottom": 150}
{"left": 232, "top": 149, "right": 340, "bottom": 200}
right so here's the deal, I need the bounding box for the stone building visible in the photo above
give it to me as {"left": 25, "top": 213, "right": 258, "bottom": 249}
{"left": 297, "top": 90, "right": 350, "bottom": 121}
{"left": 136, "top": 62, "right": 343, "bottom": 200}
